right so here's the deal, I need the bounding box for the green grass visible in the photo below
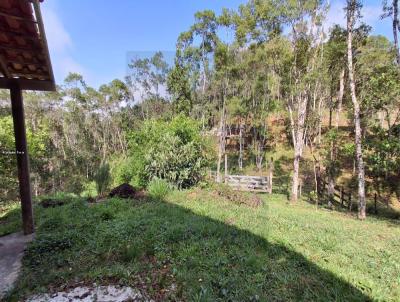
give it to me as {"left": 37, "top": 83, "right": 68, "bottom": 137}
{"left": 0, "top": 201, "right": 21, "bottom": 236}
{"left": 1, "top": 189, "right": 400, "bottom": 301}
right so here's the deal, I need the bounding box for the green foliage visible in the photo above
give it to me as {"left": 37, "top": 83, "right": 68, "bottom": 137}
{"left": 365, "top": 126, "right": 400, "bottom": 195}
{"left": 167, "top": 62, "right": 192, "bottom": 114}
{"left": 93, "top": 162, "right": 111, "bottom": 196}
{"left": 147, "top": 178, "right": 172, "bottom": 200}
{"left": 80, "top": 181, "right": 97, "bottom": 198}
{"left": 0, "top": 201, "right": 21, "bottom": 236}
{"left": 3, "top": 192, "right": 400, "bottom": 301}
{"left": 126, "top": 115, "right": 213, "bottom": 188}
{"left": 0, "top": 116, "right": 17, "bottom": 200}
{"left": 0, "top": 115, "right": 50, "bottom": 200}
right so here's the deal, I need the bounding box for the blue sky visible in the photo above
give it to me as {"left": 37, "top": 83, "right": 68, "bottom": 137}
{"left": 41, "top": 0, "right": 393, "bottom": 88}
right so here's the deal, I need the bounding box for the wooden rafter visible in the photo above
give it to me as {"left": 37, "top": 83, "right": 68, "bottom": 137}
{"left": 8, "top": 59, "right": 44, "bottom": 67}
{"left": 0, "top": 44, "right": 42, "bottom": 52}
{"left": 32, "top": 0, "right": 54, "bottom": 85}
{"left": 0, "top": 28, "right": 39, "bottom": 40}
{"left": 0, "top": 11, "right": 37, "bottom": 23}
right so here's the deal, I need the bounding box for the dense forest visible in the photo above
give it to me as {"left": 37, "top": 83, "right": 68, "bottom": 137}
{"left": 1, "top": 0, "right": 400, "bottom": 220}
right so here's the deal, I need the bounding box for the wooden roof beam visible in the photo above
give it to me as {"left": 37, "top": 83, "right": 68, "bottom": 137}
{"left": 10, "top": 72, "right": 49, "bottom": 79}
{"left": 32, "top": 0, "right": 54, "bottom": 86}
{"left": 8, "top": 59, "right": 45, "bottom": 67}
{"left": 0, "top": 77, "right": 55, "bottom": 91}
{"left": 0, "top": 45, "right": 42, "bottom": 52}
{"left": 0, "top": 29, "right": 39, "bottom": 40}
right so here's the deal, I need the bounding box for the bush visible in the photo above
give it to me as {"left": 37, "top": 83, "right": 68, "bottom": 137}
{"left": 94, "top": 163, "right": 111, "bottom": 196}
{"left": 147, "top": 178, "right": 171, "bottom": 200}
{"left": 80, "top": 181, "right": 97, "bottom": 197}
{"left": 126, "top": 115, "right": 213, "bottom": 188}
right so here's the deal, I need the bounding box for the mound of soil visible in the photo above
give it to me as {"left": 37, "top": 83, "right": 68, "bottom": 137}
{"left": 109, "top": 183, "right": 137, "bottom": 199}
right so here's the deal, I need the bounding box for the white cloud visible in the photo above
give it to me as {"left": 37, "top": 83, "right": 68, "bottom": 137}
{"left": 41, "top": 8, "right": 72, "bottom": 53}
{"left": 41, "top": 2, "right": 87, "bottom": 84}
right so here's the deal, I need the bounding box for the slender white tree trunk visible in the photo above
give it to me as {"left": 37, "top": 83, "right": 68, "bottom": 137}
{"left": 268, "top": 157, "right": 273, "bottom": 194}
{"left": 290, "top": 94, "right": 308, "bottom": 203}
{"left": 347, "top": 0, "right": 366, "bottom": 219}
{"left": 238, "top": 120, "right": 244, "bottom": 171}
{"left": 393, "top": 0, "right": 400, "bottom": 65}
{"left": 335, "top": 69, "right": 345, "bottom": 128}
{"left": 216, "top": 98, "right": 226, "bottom": 183}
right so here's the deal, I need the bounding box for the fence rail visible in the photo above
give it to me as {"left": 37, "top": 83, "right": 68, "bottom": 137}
{"left": 209, "top": 171, "right": 270, "bottom": 193}
{"left": 225, "top": 175, "right": 270, "bottom": 192}
{"left": 320, "top": 179, "right": 353, "bottom": 210}
{"left": 317, "top": 179, "right": 380, "bottom": 214}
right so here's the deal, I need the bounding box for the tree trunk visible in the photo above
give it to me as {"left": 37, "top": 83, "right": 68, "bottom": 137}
{"left": 238, "top": 120, "right": 244, "bottom": 171}
{"left": 347, "top": 0, "right": 366, "bottom": 219}
{"left": 393, "top": 0, "right": 400, "bottom": 65}
{"left": 290, "top": 94, "right": 308, "bottom": 203}
{"left": 268, "top": 157, "right": 273, "bottom": 194}
{"left": 335, "top": 69, "right": 345, "bottom": 128}
{"left": 216, "top": 102, "right": 226, "bottom": 183}
{"left": 224, "top": 152, "right": 228, "bottom": 182}
{"left": 292, "top": 153, "right": 300, "bottom": 202}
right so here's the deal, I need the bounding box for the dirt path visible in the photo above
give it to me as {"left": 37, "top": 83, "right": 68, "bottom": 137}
{"left": 0, "top": 232, "right": 34, "bottom": 299}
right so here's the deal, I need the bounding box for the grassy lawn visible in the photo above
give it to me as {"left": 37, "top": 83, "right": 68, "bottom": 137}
{"left": 1, "top": 190, "right": 400, "bottom": 301}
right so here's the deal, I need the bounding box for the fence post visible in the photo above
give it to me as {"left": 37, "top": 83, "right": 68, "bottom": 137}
{"left": 299, "top": 181, "right": 302, "bottom": 198}
{"left": 348, "top": 194, "right": 352, "bottom": 212}
{"left": 268, "top": 157, "right": 273, "bottom": 194}
{"left": 374, "top": 193, "right": 377, "bottom": 214}
{"left": 340, "top": 186, "right": 344, "bottom": 207}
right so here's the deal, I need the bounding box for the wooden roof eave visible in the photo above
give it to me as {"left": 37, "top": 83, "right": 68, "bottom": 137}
{"left": 0, "top": 0, "right": 55, "bottom": 91}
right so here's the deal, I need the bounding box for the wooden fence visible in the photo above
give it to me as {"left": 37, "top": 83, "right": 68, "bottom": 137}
{"left": 315, "top": 179, "right": 380, "bottom": 214}
{"left": 319, "top": 179, "right": 354, "bottom": 210}
{"left": 210, "top": 171, "right": 271, "bottom": 193}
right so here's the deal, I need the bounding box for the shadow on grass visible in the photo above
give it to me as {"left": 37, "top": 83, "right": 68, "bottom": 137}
{"left": 7, "top": 197, "right": 372, "bottom": 301}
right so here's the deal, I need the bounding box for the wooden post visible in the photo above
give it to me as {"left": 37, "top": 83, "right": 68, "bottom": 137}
{"left": 268, "top": 157, "right": 273, "bottom": 194}
{"left": 10, "top": 82, "right": 34, "bottom": 235}
{"left": 299, "top": 181, "right": 302, "bottom": 198}
{"left": 224, "top": 152, "right": 228, "bottom": 183}
{"left": 340, "top": 186, "right": 344, "bottom": 207}
{"left": 348, "top": 194, "right": 352, "bottom": 212}
{"left": 374, "top": 193, "right": 377, "bottom": 214}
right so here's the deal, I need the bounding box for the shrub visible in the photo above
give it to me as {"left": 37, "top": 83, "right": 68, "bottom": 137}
{"left": 147, "top": 178, "right": 171, "bottom": 200}
{"left": 80, "top": 181, "right": 97, "bottom": 197}
{"left": 110, "top": 156, "right": 140, "bottom": 187}
{"left": 126, "top": 115, "right": 213, "bottom": 188}
{"left": 94, "top": 162, "right": 111, "bottom": 196}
